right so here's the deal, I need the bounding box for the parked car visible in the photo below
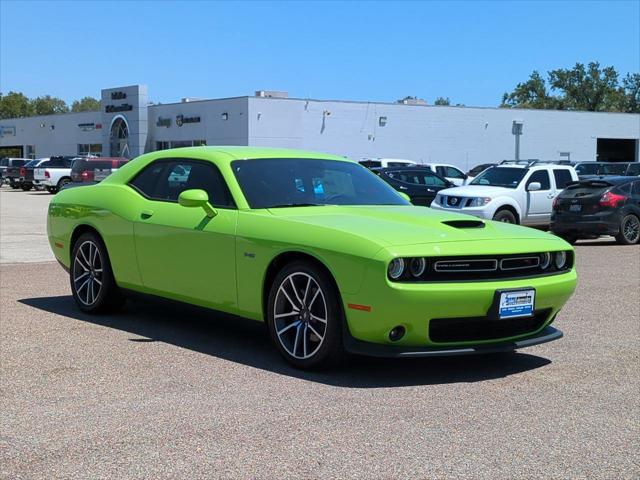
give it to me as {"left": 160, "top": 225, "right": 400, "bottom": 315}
{"left": 0, "top": 158, "right": 28, "bottom": 186}
{"left": 574, "top": 161, "right": 639, "bottom": 178}
{"left": 421, "top": 163, "right": 468, "bottom": 186}
{"left": 359, "top": 158, "right": 417, "bottom": 169}
{"left": 466, "top": 163, "right": 497, "bottom": 183}
{"left": 551, "top": 176, "right": 640, "bottom": 245}
{"left": 431, "top": 161, "right": 578, "bottom": 225}
{"left": 70, "top": 157, "right": 129, "bottom": 183}
{"left": 47, "top": 147, "right": 576, "bottom": 369}
{"left": 18, "top": 158, "right": 50, "bottom": 191}
{"left": 377, "top": 167, "right": 453, "bottom": 206}
{"left": 34, "top": 156, "right": 83, "bottom": 193}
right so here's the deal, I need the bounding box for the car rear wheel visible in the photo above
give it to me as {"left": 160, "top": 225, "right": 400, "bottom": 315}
{"left": 493, "top": 209, "right": 517, "bottom": 224}
{"left": 616, "top": 214, "right": 640, "bottom": 245}
{"left": 267, "top": 261, "right": 345, "bottom": 369}
{"left": 70, "top": 232, "right": 124, "bottom": 313}
{"left": 21, "top": 184, "right": 32, "bottom": 191}
{"left": 57, "top": 177, "right": 71, "bottom": 192}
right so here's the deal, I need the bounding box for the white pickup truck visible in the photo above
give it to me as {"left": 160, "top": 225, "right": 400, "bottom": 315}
{"left": 34, "top": 156, "right": 82, "bottom": 193}
{"left": 431, "top": 161, "right": 578, "bottom": 225}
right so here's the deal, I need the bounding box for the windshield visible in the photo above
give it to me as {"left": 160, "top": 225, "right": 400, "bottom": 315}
{"left": 232, "top": 158, "right": 409, "bottom": 208}
{"left": 470, "top": 167, "right": 527, "bottom": 188}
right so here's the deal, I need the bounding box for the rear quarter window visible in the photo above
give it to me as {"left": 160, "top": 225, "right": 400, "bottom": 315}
{"left": 553, "top": 169, "right": 574, "bottom": 189}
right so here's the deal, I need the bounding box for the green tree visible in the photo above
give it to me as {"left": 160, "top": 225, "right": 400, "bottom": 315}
{"left": 548, "top": 62, "right": 620, "bottom": 111}
{"left": 71, "top": 96, "right": 101, "bottom": 112}
{"left": 501, "top": 71, "right": 560, "bottom": 109}
{"left": 501, "top": 63, "right": 639, "bottom": 113}
{"left": 31, "top": 95, "right": 69, "bottom": 115}
{"left": 0, "top": 91, "right": 34, "bottom": 119}
{"left": 434, "top": 96, "right": 451, "bottom": 106}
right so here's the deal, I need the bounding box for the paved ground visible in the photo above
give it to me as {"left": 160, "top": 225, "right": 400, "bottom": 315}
{"left": 1, "top": 188, "right": 639, "bottom": 479}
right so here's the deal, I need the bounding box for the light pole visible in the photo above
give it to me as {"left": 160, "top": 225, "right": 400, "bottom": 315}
{"left": 512, "top": 120, "right": 523, "bottom": 161}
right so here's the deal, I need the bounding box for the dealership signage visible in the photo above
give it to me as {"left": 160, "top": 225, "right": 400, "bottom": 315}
{"left": 176, "top": 114, "right": 201, "bottom": 127}
{"left": 78, "top": 122, "right": 95, "bottom": 131}
{"left": 111, "top": 91, "right": 127, "bottom": 100}
{"left": 105, "top": 104, "right": 133, "bottom": 113}
{"left": 0, "top": 125, "right": 16, "bottom": 137}
{"left": 156, "top": 117, "right": 171, "bottom": 127}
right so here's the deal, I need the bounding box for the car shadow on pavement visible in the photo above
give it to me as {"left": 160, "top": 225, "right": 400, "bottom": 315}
{"left": 19, "top": 295, "right": 552, "bottom": 388}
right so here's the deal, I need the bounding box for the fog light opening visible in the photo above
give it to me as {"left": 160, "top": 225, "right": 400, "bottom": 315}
{"left": 388, "top": 325, "right": 406, "bottom": 342}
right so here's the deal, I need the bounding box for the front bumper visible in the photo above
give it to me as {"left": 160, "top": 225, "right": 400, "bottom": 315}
{"left": 344, "top": 326, "right": 563, "bottom": 357}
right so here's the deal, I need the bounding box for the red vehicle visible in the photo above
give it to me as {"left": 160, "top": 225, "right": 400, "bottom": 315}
{"left": 70, "top": 157, "right": 129, "bottom": 183}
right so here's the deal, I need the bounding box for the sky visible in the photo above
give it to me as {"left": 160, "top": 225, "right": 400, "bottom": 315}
{"left": 1, "top": 0, "right": 639, "bottom": 107}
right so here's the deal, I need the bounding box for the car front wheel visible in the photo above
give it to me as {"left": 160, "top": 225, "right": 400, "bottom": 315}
{"left": 70, "top": 232, "right": 124, "bottom": 313}
{"left": 267, "top": 261, "right": 345, "bottom": 369}
{"left": 493, "top": 209, "right": 517, "bottom": 224}
{"left": 616, "top": 214, "right": 640, "bottom": 245}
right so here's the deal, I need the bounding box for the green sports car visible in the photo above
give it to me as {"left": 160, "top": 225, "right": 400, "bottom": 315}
{"left": 47, "top": 147, "right": 577, "bottom": 369}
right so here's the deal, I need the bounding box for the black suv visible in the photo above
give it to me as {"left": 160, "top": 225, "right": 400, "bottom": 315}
{"left": 376, "top": 167, "right": 453, "bottom": 206}
{"left": 551, "top": 176, "right": 640, "bottom": 245}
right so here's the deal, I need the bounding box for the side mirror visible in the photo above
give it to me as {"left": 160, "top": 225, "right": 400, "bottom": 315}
{"left": 398, "top": 191, "right": 412, "bottom": 203}
{"left": 178, "top": 189, "right": 217, "bottom": 218}
{"left": 527, "top": 182, "right": 541, "bottom": 192}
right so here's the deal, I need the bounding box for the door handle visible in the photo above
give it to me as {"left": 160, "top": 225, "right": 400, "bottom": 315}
{"left": 140, "top": 209, "right": 154, "bottom": 219}
{"left": 399, "top": 186, "right": 408, "bottom": 190}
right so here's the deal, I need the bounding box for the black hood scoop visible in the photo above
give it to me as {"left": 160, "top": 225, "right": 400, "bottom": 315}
{"left": 441, "top": 219, "right": 486, "bottom": 229}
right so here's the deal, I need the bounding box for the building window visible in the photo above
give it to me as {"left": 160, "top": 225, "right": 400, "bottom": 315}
{"left": 78, "top": 144, "right": 102, "bottom": 156}
{"left": 193, "top": 139, "right": 207, "bottom": 146}
{"left": 26, "top": 145, "right": 36, "bottom": 159}
{"left": 156, "top": 141, "right": 170, "bottom": 151}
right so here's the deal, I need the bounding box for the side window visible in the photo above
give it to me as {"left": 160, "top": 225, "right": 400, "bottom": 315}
{"left": 422, "top": 172, "right": 447, "bottom": 187}
{"left": 527, "top": 170, "right": 551, "bottom": 190}
{"left": 445, "top": 166, "right": 465, "bottom": 179}
{"left": 553, "top": 169, "right": 573, "bottom": 189}
{"left": 633, "top": 181, "right": 640, "bottom": 195}
{"left": 435, "top": 166, "right": 446, "bottom": 177}
{"left": 626, "top": 163, "right": 640, "bottom": 176}
{"left": 0, "top": 159, "right": 7, "bottom": 167}
{"left": 397, "top": 172, "right": 420, "bottom": 185}
{"left": 129, "top": 161, "right": 167, "bottom": 197}
{"left": 131, "top": 159, "right": 235, "bottom": 207}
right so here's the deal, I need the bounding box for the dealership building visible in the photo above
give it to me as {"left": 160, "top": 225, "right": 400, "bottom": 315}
{"left": 1, "top": 84, "right": 638, "bottom": 169}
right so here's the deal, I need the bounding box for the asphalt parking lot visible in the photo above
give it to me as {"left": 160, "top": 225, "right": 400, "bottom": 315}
{"left": 1, "top": 187, "right": 639, "bottom": 479}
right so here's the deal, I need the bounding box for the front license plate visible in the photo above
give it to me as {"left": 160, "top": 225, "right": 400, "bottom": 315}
{"left": 498, "top": 289, "right": 535, "bottom": 319}
{"left": 569, "top": 204, "right": 582, "bottom": 212}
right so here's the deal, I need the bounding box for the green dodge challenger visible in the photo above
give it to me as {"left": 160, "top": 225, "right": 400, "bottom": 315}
{"left": 47, "top": 147, "right": 577, "bottom": 369}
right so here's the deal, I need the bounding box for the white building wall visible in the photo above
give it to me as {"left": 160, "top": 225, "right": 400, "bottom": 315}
{"left": 248, "top": 97, "right": 640, "bottom": 170}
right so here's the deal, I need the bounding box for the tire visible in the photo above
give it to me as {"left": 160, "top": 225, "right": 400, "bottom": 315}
{"left": 10, "top": 181, "right": 19, "bottom": 189}
{"left": 267, "top": 260, "right": 345, "bottom": 369}
{"left": 57, "top": 177, "right": 71, "bottom": 192}
{"left": 615, "top": 214, "right": 640, "bottom": 245}
{"left": 70, "top": 232, "right": 124, "bottom": 313}
{"left": 493, "top": 209, "right": 517, "bottom": 224}
{"left": 21, "top": 184, "right": 32, "bottom": 191}
{"left": 46, "top": 187, "right": 56, "bottom": 194}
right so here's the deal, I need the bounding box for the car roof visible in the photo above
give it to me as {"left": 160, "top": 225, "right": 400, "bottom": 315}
{"left": 157, "top": 146, "right": 350, "bottom": 164}
{"left": 576, "top": 175, "right": 637, "bottom": 185}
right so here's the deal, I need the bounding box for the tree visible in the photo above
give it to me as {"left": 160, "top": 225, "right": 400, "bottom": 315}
{"left": 548, "top": 62, "right": 620, "bottom": 111}
{"left": 31, "top": 95, "right": 69, "bottom": 115}
{"left": 71, "top": 96, "right": 101, "bottom": 112}
{"left": 434, "top": 97, "right": 451, "bottom": 106}
{"left": 0, "top": 91, "right": 34, "bottom": 119}
{"left": 501, "top": 71, "right": 560, "bottom": 109}
{"left": 501, "top": 62, "right": 639, "bottom": 113}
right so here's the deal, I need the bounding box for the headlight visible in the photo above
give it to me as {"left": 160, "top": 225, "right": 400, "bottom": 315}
{"left": 409, "top": 257, "right": 427, "bottom": 277}
{"left": 468, "top": 197, "right": 492, "bottom": 207}
{"left": 539, "top": 252, "right": 551, "bottom": 269}
{"left": 554, "top": 251, "right": 567, "bottom": 269}
{"left": 388, "top": 258, "right": 405, "bottom": 280}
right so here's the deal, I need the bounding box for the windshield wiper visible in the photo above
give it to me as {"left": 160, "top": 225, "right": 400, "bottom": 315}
{"left": 267, "top": 203, "right": 325, "bottom": 208}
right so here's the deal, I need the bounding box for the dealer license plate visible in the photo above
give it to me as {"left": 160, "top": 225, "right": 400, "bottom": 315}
{"left": 93, "top": 169, "right": 111, "bottom": 181}
{"left": 498, "top": 289, "right": 535, "bottom": 319}
{"left": 569, "top": 204, "right": 582, "bottom": 212}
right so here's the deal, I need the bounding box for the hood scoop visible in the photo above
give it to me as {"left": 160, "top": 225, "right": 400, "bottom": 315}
{"left": 441, "top": 219, "right": 486, "bottom": 229}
